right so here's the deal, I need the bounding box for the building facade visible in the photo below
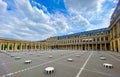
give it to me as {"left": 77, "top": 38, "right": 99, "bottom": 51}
{"left": 46, "top": 28, "right": 110, "bottom": 51}
{"left": 0, "top": 38, "right": 47, "bottom": 51}
{"left": 109, "top": 0, "right": 120, "bottom": 52}
{"left": 0, "top": 1, "right": 120, "bottom": 52}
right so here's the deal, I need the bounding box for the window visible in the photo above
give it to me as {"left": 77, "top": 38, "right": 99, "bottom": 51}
{"left": 105, "top": 37, "right": 108, "bottom": 41}
{"left": 97, "top": 38, "right": 99, "bottom": 41}
{"left": 93, "top": 38, "right": 95, "bottom": 42}
{"left": 90, "top": 40, "right": 92, "bottom": 42}
{"left": 101, "top": 37, "right": 104, "bottom": 41}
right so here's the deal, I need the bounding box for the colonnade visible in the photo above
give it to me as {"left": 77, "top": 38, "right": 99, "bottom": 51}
{"left": 50, "top": 43, "right": 110, "bottom": 51}
{"left": 110, "top": 12, "right": 120, "bottom": 52}
{"left": 110, "top": 38, "right": 120, "bottom": 52}
{"left": 0, "top": 39, "right": 48, "bottom": 51}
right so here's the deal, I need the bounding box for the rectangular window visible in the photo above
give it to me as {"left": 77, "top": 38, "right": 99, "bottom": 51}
{"left": 101, "top": 37, "right": 104, "bottom": 41}
{"left": 93, "top": 38, "right": 95, "bottom": 42}
{"left": 97, "top": 38, "right": 99, "bottom": 41}
{"left": 105, "top": 37, "right": 108, "bottom": 41}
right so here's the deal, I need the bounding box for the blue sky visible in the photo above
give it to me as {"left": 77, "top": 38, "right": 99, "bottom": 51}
{"left": 0, "top": 0, "right": 118, "bottom": 41}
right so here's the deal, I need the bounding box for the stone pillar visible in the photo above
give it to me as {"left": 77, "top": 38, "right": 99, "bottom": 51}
{"left": 110, "top": 42, "right": 113, "bottom": 51}
{"left": 30, "top": 44, "right": 33, "bottom": 50}
{"left": 69, "top": 45, "right": 70, "bottom": 50}
{"left": 77, "top": 44, "right": 80, "bottom": 50}
{"left": 35, "top": 43, "right": 36, "bottom": 50}
{"left": 7, "top": 43, "right": 10, "bottom": 51}
{"left": 96, "top": 44, "right": 97, "bottom": 51}
{"left": 41, "top": 44, "right": 42, "bottom": 50}
{"left": 20, "top": 44, "right": 23, "bottom": 51}
{"left": 92, "top": 44, "right": 94, "bottom": 50}
{"left": 65, "top": 45, "right": 67, "bottom": 50}
{"left": 11, "top": 44, "right": 14, "bottom": 51}
{"left": 100, "top": 44, "right": 101, "bottom": 51}
{"left": 3, "top": 43, "right": 5, "bottom": 50}
{"left": 79, "top": 45, "right": 80, "bottom": 50}
{"left": 70, "top": 45, "right": 71, "bottom": 50}
{"left": 105, "top": 43, "right": 106, "bottom": 51}
{"left": 113, "top": 41, "right": 116, "bottom": 51}
{"left": 39, "top": 44, "right": 41, "bottom": 50}
{"left": 15, "top": 44, "right": 17, "bottom": 51}
{"left": 81, "top": 45, "right": 83, "bottom": 50}
{"left": 12, "top": 44, "right": 14, "bottom": 51}
{"left": 25, "top": 43, "right": 28, "bottom": 50}
{"left": 71, "top": 45, "right": 73, "bottom": 50}
{"left": 75, "top": 45, "right": 77, "bottom": 50}
{"left": 74, "top": 45, "right": 76, "bottom": 50}
{"left": 117, "top": 39, "right": 120, "bottom": 52}
{"left": 113, "top": 27, "right": 115, "bottom": 39}
{"left": 85, "top": 44, "right": 86, "bottom": 50}
{"left": 44, "top": 45, "right": 46, "bottom": 50}
{"left": 36, "top": 44, "right": 38, "bottom": 50}
{"left": 0, "top": 43, "right": 1, "bottom": 51}
{"left": 81, "top": 45, "right": 82, "bottom": 50}
{"left": 73, "top": 45, "right": 75, "bottom": 50}
{"left": 68, "top": 45, "right": 69, "bottom": 50}
{"left": 68, "top": 45, "right": 70, "bottom": 50}
{"left": 88, "top": 44, "right": 90, "bottom": 50}
{"left": 66, "top": 45, "right": 67, "bottom": 50}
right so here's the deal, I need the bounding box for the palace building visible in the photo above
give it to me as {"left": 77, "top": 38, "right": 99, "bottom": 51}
{"left": 0, "top": 38, "right": 46, "bottom": 51}
{"left": 109, "top": 0, "right": 120, "bottom": 52}
{"left": 0, "top": 0, "right": 120, "bottom": 52}
{"left": 46, "top": 28, "right": 110, "bottom": 51}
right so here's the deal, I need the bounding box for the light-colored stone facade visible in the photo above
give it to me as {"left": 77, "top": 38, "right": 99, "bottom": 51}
{"left": 46, "top": 28, "right": 110, "bottom": 51}
{"left": 0, "top": 38, "right": 47, "bottom": 51}
{"left": 109, "top": 0, "right": 120, "bottom": 52}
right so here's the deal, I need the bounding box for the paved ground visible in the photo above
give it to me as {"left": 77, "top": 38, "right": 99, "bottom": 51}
{"left": 0, "top": 50, "right": 120, "bottom": 77}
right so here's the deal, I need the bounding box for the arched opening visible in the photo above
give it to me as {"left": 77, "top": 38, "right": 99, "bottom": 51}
{"left": 17, "top": 45, "right": 20, "bottom": 50}
{"left": 9, "top": 45, "right": 12, "bottom": 50}
{"left": 4, "top": 44, "right": 7, "bottom": 50}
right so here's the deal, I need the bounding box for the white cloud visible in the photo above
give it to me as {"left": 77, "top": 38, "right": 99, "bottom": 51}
{"left": 0, "top": 0, "right": 71, "bottom": 41}
{"left": 111, "top": 0, "right": 119, "bottom": 3}
{"left": 0, "top": 0, "right": 7, "bottom": 14}
{"left": 64, "top": 0, "right": 105, "bottom": 12}
{"left": 97, "top": 0, "right": 105, "bottom": 12}
{"left": 70, "top": 14, "right": 90, "bottom": 26}
{"left": 51, "top": 12, "right": 71, "bottom": 33}
{"left": 64, "top": 0, "right": 117, "bottom": 31}
{"left": 0, "top": 0, "right": 117, "bottom": 40}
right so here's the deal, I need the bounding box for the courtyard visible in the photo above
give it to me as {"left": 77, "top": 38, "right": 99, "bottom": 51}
{"left": 0, "top": 50, "right": 120, "bottom": 77}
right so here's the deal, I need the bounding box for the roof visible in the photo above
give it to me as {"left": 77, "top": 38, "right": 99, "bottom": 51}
{"left": 58, "top": 28, "right": 110, "bottom": 40}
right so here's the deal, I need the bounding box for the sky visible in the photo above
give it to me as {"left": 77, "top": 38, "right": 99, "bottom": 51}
{"left": 0, "top": 0, "right": 119, "bottom": 41}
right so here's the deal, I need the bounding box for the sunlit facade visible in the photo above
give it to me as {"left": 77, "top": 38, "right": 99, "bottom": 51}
{"left": 109, "top": 0, "right": 120, "bottom": 52}
{"left": 46, "top": 28, "right": 110, "bottom": 51}
{"left": 0, "top": 38, "right": 46, "bottom": 51}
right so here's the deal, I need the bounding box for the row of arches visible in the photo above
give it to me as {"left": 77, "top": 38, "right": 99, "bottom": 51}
{"left": 0, "top": 42, "right": 47, "bottom": 51}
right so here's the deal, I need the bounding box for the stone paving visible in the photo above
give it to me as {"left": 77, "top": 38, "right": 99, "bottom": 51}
{"left": 0, "top": 50, "right": 120, "bottom": 77}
